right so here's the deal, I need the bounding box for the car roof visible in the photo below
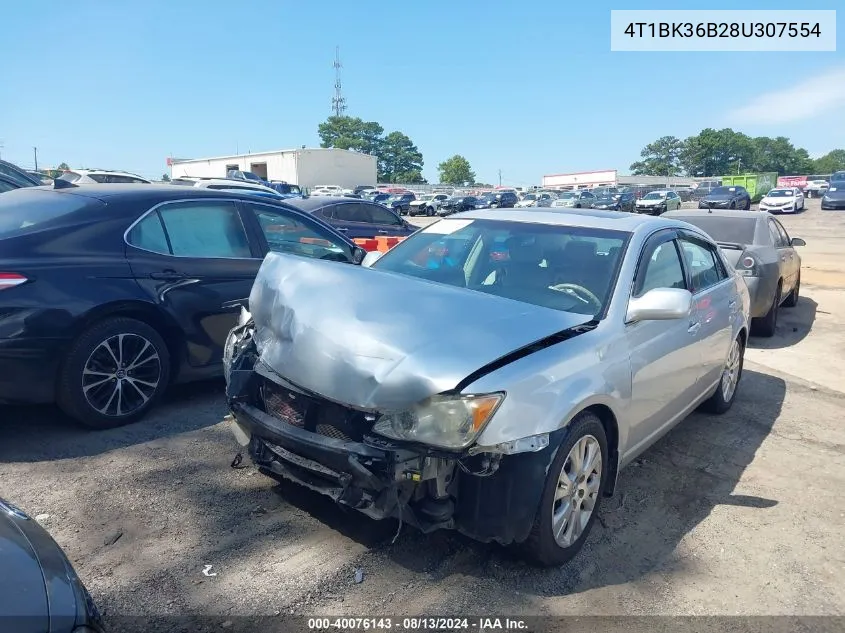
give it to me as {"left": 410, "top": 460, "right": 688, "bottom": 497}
{"left": 454, "top": 208, "right": 688, "bottom": 233}
{"left": 70, "top": 169, "right": 148, "bottom": 178}
{"left": 285, "top": 195, "right": 370, "bottom": 211}
{"left": 39, "top": 183, "right": 284, "bottom": 204}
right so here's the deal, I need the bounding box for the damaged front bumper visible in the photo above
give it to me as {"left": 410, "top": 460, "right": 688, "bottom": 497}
{"left": 223, "top": 321, "right": 555, "bottom": 546}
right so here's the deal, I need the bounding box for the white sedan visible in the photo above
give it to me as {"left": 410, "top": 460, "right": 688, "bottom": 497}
{"left": 759, "top": 187, "right": 804, "bottom": 214}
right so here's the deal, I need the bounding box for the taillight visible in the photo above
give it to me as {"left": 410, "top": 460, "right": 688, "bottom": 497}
{"left": 0, "top": 273, "right": 28, "bottom": 290}
{"left": 736, "top": 254, "right": 757, "bottom": 277}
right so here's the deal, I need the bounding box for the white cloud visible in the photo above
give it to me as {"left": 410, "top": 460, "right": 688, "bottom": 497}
{"left": 727, "top": 66, "right": 845, "bottom": 125}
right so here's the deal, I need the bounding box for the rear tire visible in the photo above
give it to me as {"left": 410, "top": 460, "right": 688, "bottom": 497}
{"left": 700, "top": 335, "right": 745, "bottom": 414}
{"left": 752, "top": 283, "right": 781, "bottom": 337}
{"left": 57, "top": 317, "right": 171, "bottom": 429}
{"left": 523, "top": 412, "right": 608, "bottom": 567}
{"left": 783, "top": 273, "right": 800, "bottom": 307}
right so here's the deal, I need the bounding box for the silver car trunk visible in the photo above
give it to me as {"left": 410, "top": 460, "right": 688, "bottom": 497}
{"left": 248, "top": 252, "right": 592, "bottom": 411}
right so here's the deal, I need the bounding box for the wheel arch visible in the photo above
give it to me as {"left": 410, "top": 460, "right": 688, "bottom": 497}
{"left": 64, "top": 300, "right": 184, "bottom": 380}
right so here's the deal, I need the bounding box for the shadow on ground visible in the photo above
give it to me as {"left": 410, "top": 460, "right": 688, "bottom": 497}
{"left": 748, "top": 296, "right": 817, "bottom": 350}
{"left": 0, "top": 379, "right": 227, "bottom": 462}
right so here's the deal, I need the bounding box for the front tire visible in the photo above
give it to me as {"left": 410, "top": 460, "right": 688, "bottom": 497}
{"left": 57, "top": 317, "right": 171, "bottom": 429}
{"left": 523, "top": 411, "right": 608, "bottom": 566}
{"left": 700, "top": 335, "right": 745, "bottom": 414}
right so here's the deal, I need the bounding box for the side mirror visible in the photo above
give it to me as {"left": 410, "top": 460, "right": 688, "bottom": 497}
{"left": 790, "top": 237, "right": 806, "bottom": 246}
{"left": 351, "top": 247, "right": 367, "bottom": 265}
{"left": 626, "top": 288, "right": 692, "bottom": 323}
{"left": 361, "top": 250, "right": 383, "bottom": 268}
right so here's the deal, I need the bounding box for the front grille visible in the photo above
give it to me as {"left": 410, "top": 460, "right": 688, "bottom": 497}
{"left": 261, "top": 378, "right": 371, "bottom": 441}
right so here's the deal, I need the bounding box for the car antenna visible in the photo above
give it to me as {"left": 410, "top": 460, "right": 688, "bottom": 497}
{"left": 53, "top": 178, "right": 78, "bottom": 189}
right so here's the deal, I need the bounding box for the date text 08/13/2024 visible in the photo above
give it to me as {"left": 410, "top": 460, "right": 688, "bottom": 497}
{"left": 307, "top": 617, "right": 529, "bottom": 630}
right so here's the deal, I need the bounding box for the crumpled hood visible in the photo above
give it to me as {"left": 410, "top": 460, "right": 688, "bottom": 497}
{"left": 248, "top": 252, "right": 591, "bottom": 410}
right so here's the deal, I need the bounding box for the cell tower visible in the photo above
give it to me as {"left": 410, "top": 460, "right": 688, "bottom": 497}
{"left": 331, "top": 46, "right": 347, "bottom": 117}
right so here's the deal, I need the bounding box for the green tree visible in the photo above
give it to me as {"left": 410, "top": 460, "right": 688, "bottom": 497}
{"left": 750, "top": 136, "right": 813, "bottom": 175}
{"left": 629, "top": 136, "right": 684, "bottom": 176}
{"left": 679, "top": 128, "right": 756, "bottom": 177}
{"left": 317, "top": 116, "right": 384, "bottom": 156}
{"left": 812, "top": 149, "right": 845, "bottom": 174}
{"left": 161, "top": 173, "right": 171, "bottom": 182}
{"left": 379, "top": 131, "right": 424, "bottom": 183}
{"left": 438, "top": 154, "right": 476, "bottom": 185}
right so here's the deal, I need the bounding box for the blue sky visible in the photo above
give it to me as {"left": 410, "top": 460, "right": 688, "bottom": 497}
{"left": 1, "top": 1, "right": 842, "bottom": 186}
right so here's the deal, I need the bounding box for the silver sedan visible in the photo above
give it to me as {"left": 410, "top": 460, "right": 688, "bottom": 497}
{"left": 224, "top": 208, "right": 751, "bottom": 566}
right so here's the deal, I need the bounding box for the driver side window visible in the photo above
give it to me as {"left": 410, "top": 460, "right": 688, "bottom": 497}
{"left": 634, "top": 239, "right": 686, "bottom": 297}
{"left": 243, "top": 203, "right": 350, "bottom": 262}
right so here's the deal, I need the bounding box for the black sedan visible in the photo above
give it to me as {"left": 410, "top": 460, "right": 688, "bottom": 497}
{"left": 0, "top": 497, "right": 104, "bottom": 633}
{"left": 0, "top": 183, "right": 367, "bottom": 428}
{"left": 820, "top": 175, "right": 845, "bottom": 210}
{"left": 592, "top": 191, "right": 636, "bottom": 212}
{"left": 284, "top": 196, "right": 416, "bottom": 239}
{"left": 382, "top": 192, "right": 417, "bottom": 215}
{"left": 698, "top": 185, "right": 752, "bottom": 210}
{"left": 439, "top": 196, "right": 478, "bottom": 215}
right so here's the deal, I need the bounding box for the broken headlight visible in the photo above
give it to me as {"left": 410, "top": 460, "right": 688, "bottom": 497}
{"left": 372, "top": 393, "right": 504, "bottom": 450}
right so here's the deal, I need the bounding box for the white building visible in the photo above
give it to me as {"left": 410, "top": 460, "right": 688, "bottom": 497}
{"left": 169, "top": 148, "right": 377, "bottom": 189}
{"left": 542, "top": 169, "right": 697, "bottom": 190}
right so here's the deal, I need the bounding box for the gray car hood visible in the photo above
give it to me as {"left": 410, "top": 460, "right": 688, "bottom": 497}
{"left": 248, "top": 252, "right": 592, "bottom": 410}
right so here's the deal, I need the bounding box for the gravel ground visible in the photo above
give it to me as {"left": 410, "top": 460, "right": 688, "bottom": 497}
{"left": 1, "top": 199, "right": 844, "bottom": 629}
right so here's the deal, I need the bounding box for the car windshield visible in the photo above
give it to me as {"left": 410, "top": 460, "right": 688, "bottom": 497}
{"left": 672, "top": 215, "right": 758, "bottom": 244}
{"left": 558, "top": 192, "right": 577, "bottom": 199}
{"left": 522, "top": 194, "right": 536, "bottom": 200}
{"left": 710, "top": 187, "right": 735, "bottom": 195}
{"left": 419, "top": 194, "right": 434, "bottom": 201}
{"left": 766, "top": 189, "right": 792, "bottom": 197}
{"left": 371, "top": 218, "right": 629, "bottom": 317}
{"left": 643, "top": 192, "right": 666, "bottom": 200}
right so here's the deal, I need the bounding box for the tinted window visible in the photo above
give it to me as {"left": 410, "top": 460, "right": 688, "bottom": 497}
{"left": 373, "top": 218, "right": 628, "bottom": 317}
{"left": 0, "top": 162, "right": 41, "bottom": 187}
{"left": 670, "top": 216, "right": 757, "bottom": 245}
{"left": 127, "top": 213, "right": 169, "bottom": 254}
{"left": 769, "top": 220, "right": 790, "bottom": 247}
{"left": 244, "top": 203, "right": 349, "bottom": 262}
{"left": 0, "top": 188, "right": 93, "bottom": 238}
{"left": 333, "top": 203, "right": 370, "bottom": 222}
{"left": 679, "top": 238, "right": 726, "bottom": 292}
{"left": 366, "top": 204, "right": 402, "bottom": 225}
{"left": 0, "top": 180, "right": 17, "bottom": 193}
{"left": 635, "top": 240, "right": 686, "bottom": 297}
{"left": 157, "top": 201, "right": 251, "bottom": 258}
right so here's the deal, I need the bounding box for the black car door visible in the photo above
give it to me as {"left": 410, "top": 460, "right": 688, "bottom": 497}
{"left": 124, "top": 198, "right": 262, "bottom": 372}
{"left": 328, "top": 202, "right": 380, "bottom": 238}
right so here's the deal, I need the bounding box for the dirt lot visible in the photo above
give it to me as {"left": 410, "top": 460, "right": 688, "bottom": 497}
{"left": 1, "top": 199, "right": 844, "bottom": 627}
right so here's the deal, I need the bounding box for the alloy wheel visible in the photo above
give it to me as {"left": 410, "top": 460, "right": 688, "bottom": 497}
{"left": 552, "top": 434, "right": 602, "bottom": 547}
{"left": 721, "top": 339, "right": 742, "bottom": 402}
{"left": 82, "top": 333, "right": 162, "bottom": 417}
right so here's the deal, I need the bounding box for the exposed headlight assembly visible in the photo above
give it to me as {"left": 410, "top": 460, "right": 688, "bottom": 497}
{"left": 372, "top": 393, "right": 504, "bottom": 449}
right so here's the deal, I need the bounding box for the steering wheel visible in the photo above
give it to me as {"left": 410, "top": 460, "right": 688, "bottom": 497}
{"left": 549, "top": 283, "right": 602, "bottom": 311}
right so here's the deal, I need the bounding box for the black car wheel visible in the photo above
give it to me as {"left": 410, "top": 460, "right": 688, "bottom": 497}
{"left": 523, "top": 411, "right": 608, "bottom": 566}
{"left": 729, "top": 201, "right": 736, "bottom": 209}
{"left": 745, "top": 198, "right": 752, "bottom": 210}
{"left": 57, "top": 317, "right": 171, "bottom": 429}
{"left": 752, "top": 282, "right": 781, "bottom": 338}
{"left": 426, "top": 206, "right": 435, "bottom": 216}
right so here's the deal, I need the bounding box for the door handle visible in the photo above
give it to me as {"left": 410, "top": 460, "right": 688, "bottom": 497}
{"left": 688, "top": 322, "right": 701, "bottom": 335}
{"left": 150, "top": 270, "right": 187, "bottom": 280}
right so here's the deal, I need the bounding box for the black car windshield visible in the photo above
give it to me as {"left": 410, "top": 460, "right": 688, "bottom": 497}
{"left": 710, "top": 187, "right": 736, "bottom": 195}
{"left": 0, "top": 188, "right": 96, "bottom": 239}
{"left": 672, "top": 215, "right": 757, "bottom": 244}
{"left": 371, "top": 218, "right": 629, "bottom": 317}
{"left": 766, "top": 189, "right": 792, "bottom": 197}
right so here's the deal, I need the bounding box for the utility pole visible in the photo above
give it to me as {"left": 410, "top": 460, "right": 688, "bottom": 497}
{"left": 498, "top": 169, "right": 502, "bottom": 187}
{"left": 331, "top": 46, "right": 347, "bottom": 117}
{"left": 33, "top": 147, "right": 38, "bottom": 172}
{"left": 737, "top": 158, "right": 741, "bottom": 175}
{"left": 0, "top": 140, "right": 4, "bottom": 160}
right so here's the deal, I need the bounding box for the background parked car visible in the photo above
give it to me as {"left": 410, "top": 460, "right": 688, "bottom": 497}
{"left": 226, "top": 169, "right": 268, "bottom": 185}
{"left": 0, "top": 159, "right": 42, "bottom": 191}
{"left": 758, "top": 187, "right": 804, "bottom": 214}
{"left": 439, "top": 196, "right": 479, "bottom": 215}
{"left": 0, "top": 183, "right": 366, "bottom": 428}
{"left": 517, "top": 193, "right": 539, "bottom": 208}
{"left": 58, "top": 169, "right": 151, "bottom": 184}
{"left": 383, "top": 192, "right": 417, "bottom": 215}
{"left": 665, "top": 209, "right": 804, "bottom": 337}
{"left": 0, "top": 496, "right": 105, "bottom": 632}
{"left": 551, "top": 190, "right": 596, "bottom": 208}
{"left": 691, "top": 180, "right": 723, "bottom": 200}
{"left": 698, "top": 185, "right": 752, "bottom": 210}
{"left": 821, "top": 172, "right": 845, "bottom": 210}
{"left": 286, "top": 196, "right": 417, "bottom": 239}
{"left": 408, "top": 193, "right": 450, "bottom": 216}
{"left": 634, "top": 190, "right": 682, "bottom": 215}
{"left": 593, "top": 191, "right": 636, "bottom": 212}
{"left": 170, "top": 177, "right": 282, "bottom": 196}
{"left": 804, "top": 179, "right": 829, "bottom": 198}
{"left": 475, "top": 191, "right": 518, "bottom": 209}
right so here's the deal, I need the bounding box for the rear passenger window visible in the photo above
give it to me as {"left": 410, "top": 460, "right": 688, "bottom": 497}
{"left": 127, "top": 214, "right": 169, "bottom": 255}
